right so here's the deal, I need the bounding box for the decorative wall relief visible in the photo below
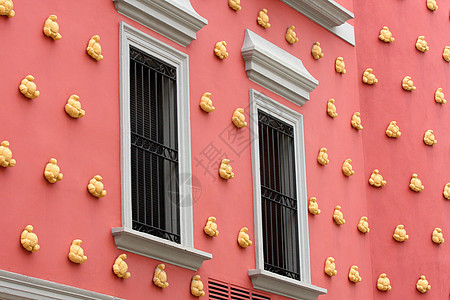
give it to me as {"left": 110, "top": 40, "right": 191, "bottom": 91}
{"left": 200, "top": 92, "right": 215, "bottom": 112}
{"left": 358, "top": 216, "right": 370, "bottom": 233}
{"left": 311, "top": 42, "right": 324, "bottom": 59}
{"left": 362, "top": 68, "right": 378, "bottom": 85}
{"left": 415, "top": 36, "right": 429, "bottom": 52}
{"left": 348, "top": 265, "right": 361, "bottom": 283}
{"left": 232, "top": 108, "right": 247, "bottom": 128}
{"left": 386, "top": 121, "right": 401, "bottom": 138}
{"left": 257, "top": 9, "right": 270, "bottom": 29}
{"left": 65, "top": 95, "right": 85, "bottom": 118}
{"left": 335, "top": 57, "right": 346, "bottom": 74}
{"left": 434, "top": 88, "right": 446, "bottom": 104}
{"left": 20, "top": 225, "right": 40, "bottom": 252}
{"left": 237, "top": 227, "right": 252, "bottom": 248}
{"left": 204, "top": 216, "right": 219, "bottom": 237}
{"left": 153, "top": 264, "right": 169, "bottom": 288}
{"left": 351, "top": 112, "right": 363, "bottom": 130}
{"left": 333, "top": 206, "right": 345, "bottom": 225}
{"left": 379, "top": 26, "right": 394, "bottom": 43}
{"left": 393, "top": 225, "right": 409, "bottom": 242}
{"left": 0, "top": 0, "right": 14, "bottom": 17}
{"left": 409, "top": 174, "right": 424, "bottom": 192}
{"left": 88, "top": 175, "right": 107, "bottom": 198}
{"left": 324, "top": 257, "right": 337, "bottom": 276}
{"left": 308, "top": 197, "right": 321, "bottom": 215}
{"left": 426, "top": 0, "right": 438, "bottom": 11}
{"left": 113, "top": 254, "right": 131, "bottom": 279}
{"left": 402, "top": 76, "right": 416, "bottom": 91}
{"left": 342, "top": 159, "right": 354, "bottom": 176}
{"left": 423, "top": 129, "right": 437, "bottom": 146}
{"left": 191, "top": 275, "right": 205, "bottom": 297}
{"left": 327, "top": 99, "right": 338, "bottom": 118}
{"left": 19, "top": 75, "right": 40, "bottom": 99}
{"left": 416, "top": 275, "right": 431, "bottom": 293}
{"left": 431, "top": 228, "right": 444, "bottom": 244}
{"left": 285, "top": 26, "right": 298, "bottom": 44}
{"left": 68, "top": 240, "right": 87, "bottom": 264}
{"left": 443, "top": 46, "right": 450, "bottom": 62}
{"left": 317, "top": 148, "right": 329, "bottom": 165}
{"left": 0, "top": 141, "right": 16, "bottom": 167}
{"left": 228, "top": 0, "right": 241, "bottom": 11}
{"left": 219, "top": 159, "right": 234, "bottom": 179}
{"left": 377, "top": 274, "right": 391, "bottom": 291}
{"left": 369, "top": 169, "right": 386, "bottom": 187}
{"left": 87, "top": 35, "right": 103, "bottom": 61}
{"left": 214, "top": 41, "right": 228, "bottom": 59}
{"left": 43, "top": 15, "right": 62, "bottom": 40}
{"left": 443, "top": 183, "right": 450, "bottom": 200}
{"left": 44, "top": 158, "right": 63, "bottom": 183}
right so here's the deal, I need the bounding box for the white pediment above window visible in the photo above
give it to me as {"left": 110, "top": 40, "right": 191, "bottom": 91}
{"left": 112, "top": 0, "right": 208, "bottom": 47}
{"left": 280, "top": 0, "right": 355, "bottom": 45}
{"left": 241, "top": 29, "right": 319, "bottom": 107}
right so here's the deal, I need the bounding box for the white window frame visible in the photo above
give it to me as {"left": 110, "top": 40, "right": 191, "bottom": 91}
{"left": 248, "top": 90, "right": 326, "bottom": 299}
{"left": 112, "top": 22, "right": 211, "bottom": 271}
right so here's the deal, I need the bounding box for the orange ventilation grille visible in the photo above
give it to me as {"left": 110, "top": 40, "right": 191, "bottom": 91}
{"left": 208, "top": 279, "right": 270, "bottom": 300}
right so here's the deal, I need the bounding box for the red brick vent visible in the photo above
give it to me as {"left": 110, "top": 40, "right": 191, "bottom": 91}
{"left": 208, "top": 278, "right": 270, "bottom": 300}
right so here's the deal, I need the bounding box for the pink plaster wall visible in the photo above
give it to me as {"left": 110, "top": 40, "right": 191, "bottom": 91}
{"left": 0, "top": 0, "right": 447, "bottom": 299}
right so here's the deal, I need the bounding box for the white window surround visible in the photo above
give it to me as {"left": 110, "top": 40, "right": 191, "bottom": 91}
{"left": 0, "top": 269, "right": 122, "bottom": 300}
{"left": 241, "top": 29, "right": 319, "bottom": 107}
{"left": 112, "top": 22, "right": 212, "bottom": 271}
{"left": 112, "top": 0, "right": 207, "bottom": 47}
{"left": 248, "top": 90, "right": 326, "bottom": 300}
{"left": 280, "top": 0, "right": 355, "bottom": 45}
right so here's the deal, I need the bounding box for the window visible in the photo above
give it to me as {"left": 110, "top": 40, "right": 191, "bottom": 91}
{"left": 248, "top": 90, "right": 326, "bottom": 299}
{"left": 112, "top": 22, "right": 211, "bottom": 271}
{"left": 129, "top": 46, "right": 180, "bottom": 243}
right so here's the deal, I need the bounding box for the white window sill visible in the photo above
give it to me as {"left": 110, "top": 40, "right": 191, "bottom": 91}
{"left": 248, "top": 269, "right": 327, "bottom": 300}
{"left": 111, "top": 227, "right": 212, "bottom": 271}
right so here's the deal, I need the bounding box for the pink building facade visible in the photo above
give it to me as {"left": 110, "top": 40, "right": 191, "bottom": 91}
{"left": 0, "top": 0, "right": 448, "bottom": 299}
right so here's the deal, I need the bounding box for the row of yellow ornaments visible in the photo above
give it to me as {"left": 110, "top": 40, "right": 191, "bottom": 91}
{"left": 324, "top": 257, "right": 432, "bottom": 294}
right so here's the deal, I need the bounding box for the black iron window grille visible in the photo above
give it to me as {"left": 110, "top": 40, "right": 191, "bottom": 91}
{"left": 129, "top": 46, "right": 180, "bottom": 243}
{"left": 258, "top": 109, "right": 301, "bottom": 281}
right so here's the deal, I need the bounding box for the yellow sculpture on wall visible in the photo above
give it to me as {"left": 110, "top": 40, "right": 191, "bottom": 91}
{"left": 327, "top": 99, "right": 338, "bottom": 118}
{"left": 43, "top": 15, "right": 62, "bottom": 40}
{"left": 311, "top": 42, "right": 324, "bottom": 59}
{"left": 232, "top": 108, "right": 247, "bottom": 128}
{"left": 416, "top": 275, "right": 431, "bottom": 293}
{"left": 44, "top": 158, "right": 63, "bottom": 183}
{"left": 409, "top": 174, "right": 424, "bottom": 192}
{"left": 432, "top": 228, "right": 444, "bottom": 244}
{"left": 443, "top": 46, "right": 450, "bottom": 62}
{"left": 204, "top": 216, "right": 219, "bottom": 237}
{"left": 324, "top": 257, "right": 337, "bottom": 276}
{"left": 426, "top": 0, "right": 438, "bottom": 11}
{"left": 257, "top": 9, "right": 270, "bottom": 29}
{"left": 19, "top": 75, "right": 40, "bottom": 99}
{"left": 219, "top": 159, "right": 234, "bottom": 179}
{"left": 362, "top": 68, "right": 378, "bottom": 85}
{"left": 153, "top": 264, "right": 169, "bottom": 288}
{"left": 333, "top": 206, "right": 345, "bottom": 225}
{"left": 434, "top": 88, "right": 446, "bottom": 104}
{"left": 369, "top": 169, "right": 386, "bottom": 187}
{"left": 317, "top": 148, "right": 329, "bottom": 165}
{"left": 377, "top": 273, "right": 391, "bottom": 291}
{"left": 0, "top": 0, "right": 15, "bottom": 17}
{"left": 416, "top": 36, "right": 429, "bottom": 52}
{"left": 443, "top": 183, "right": 450, "bottom": 200}
{"left": 65, "top": 95, "right": 85, "bottom": 118}
{"left": 386, "top": 121, "right": 401, "bottom": 138}
{"left": 379, "top": 26, "right": 394, "bottom": 43}
{"left": 20, "top": 225, "right": 40, "bottom": 252}
{"left": 0, "top": 141, "right": 16, "bottom": 167}
{"left": 68, "top": 240, "right": 87, "bottom": 264}
{"left": 88, "top": 175, "right": 107, "bottom": 198}
{"left": 113, "top": 254, "right": 131, "bottom": 279}
{"left": 214, "top": 41, "right": 228, "bottom": 60}
{"left": 348, "top": 265, "right": 361, "bottom": 283}
{"left": 200, "top": 92, "right": 215, "bottom": 112}
{"left": 423, "top": 129, "right": 437, "bottom": 146}
{"left": 402, "top": 76, "right": 416, "bottom": 91}
{"left": 238, "top": 227, "right": 252, "bottom": 248}
{"left": 87, "top": 35, "right": 103, "bottom": 61}
{"left": 191, "top": 275, "right": 205, "bottom": 297}
{"left": 308, "top": 197, "right": 321, "bottom": 215}
{"left": 335, "top": 57, "right": 346, "bottom": 74}
{"left": 228, "top": 0, "right": 241, "bottom": 11}
{"left": 358, "top": 216, "right": 370, "bottom": 233}
{"left": 285, "top": 26, "right": 298, "bottom": 44}
{"left": 342, "top": 159, "right": 354, "bottom": 177}
{"left": 393, "top": 225, "right": 409, "bottom": 242}
{"left": 351, "top": 112, "right": 363, "bottom": 130}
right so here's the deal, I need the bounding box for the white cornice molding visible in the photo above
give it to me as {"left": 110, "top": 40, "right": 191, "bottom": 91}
{"left": 112, "top": 227, "right": 212, "bottom": 271}
{"left": 0, "top": 269, "right": 122, "bottom": 300}
{"left": 241, "top": 30, "right": 319, "bottom": 106}
{"left": 248, "top": 269, "right": 327, "bottom": 300}
{"left": 113, "top": 0, "right": 207, "bottom": 47}
{"left": 280, "top": 0, "right": 355, "bottom": 45}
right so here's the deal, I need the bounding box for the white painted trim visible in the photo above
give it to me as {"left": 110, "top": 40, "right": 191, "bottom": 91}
{"left": 249, "top": 90, "right": 325, "bottom": 298}
{"left": 112, "top": 0, "right": 207, "bottom": 47}
{"left": 111, "top": 227, "right": 212, "bottom": 271}
{"left": 241, "top": 30, "right": 319, "bottom": 107}
{"left": 248, "top": 269, "right": 326, "bottom": 300}
{"left": 0, "top": 269, "right": 122, "bottom": 300}
{"left": 280, "top": 0, "right": 355, "bottom": 45}
{"left": 117, "top": 22, "right": 211, "bottom": 269}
